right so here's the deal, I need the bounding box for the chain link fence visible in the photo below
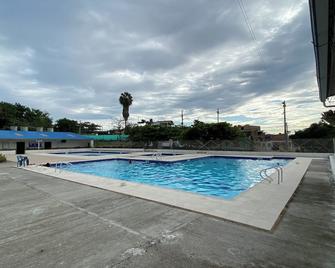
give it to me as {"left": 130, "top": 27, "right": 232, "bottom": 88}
{"left": 95, "top": 138, "right": 335, "bottom": 153}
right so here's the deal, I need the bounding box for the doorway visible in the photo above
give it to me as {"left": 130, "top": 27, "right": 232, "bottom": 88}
{"left": 44, "top": 141, "right": 52, "bottom": 149}
{"left": 16, "top": 142, "right": 25, "bottom": 154}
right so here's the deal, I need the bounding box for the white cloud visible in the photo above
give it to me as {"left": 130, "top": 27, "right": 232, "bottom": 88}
{"left": 0, "top": 0, "right": 323, "bottom": 133}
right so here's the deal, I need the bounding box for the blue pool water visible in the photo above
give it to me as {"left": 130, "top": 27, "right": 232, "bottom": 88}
{"left": 63, "top": 157, "right": 290, "bottom": 199}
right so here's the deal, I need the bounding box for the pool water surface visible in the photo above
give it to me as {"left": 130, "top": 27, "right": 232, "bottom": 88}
{"left": 62, "top": 157, "right": 290, "bottom": 199}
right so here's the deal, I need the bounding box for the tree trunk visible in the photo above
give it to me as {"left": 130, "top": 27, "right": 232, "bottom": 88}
{"left": 122, "top": 106, "right": 129, "bottom": 131}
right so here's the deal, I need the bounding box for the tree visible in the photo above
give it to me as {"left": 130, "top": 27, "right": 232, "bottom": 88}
{"left": 119, "top": 92, "right": 133, "bottom": 129}
{"left": 54, "top": 118, "right": 101, "bottom": 134}
{"left": 80, "top": 121, "right": 101, "bottom": 134}
{"left": 290, "top": 122, "right": 335, "bottom": 139}
{"left": 125, "top": 120, "right": 245, "bottom": 142}
{"left": 54, "top": 118, "right": 79, "bottom": 133}
{"left": 321, "top": 110, "right": 335, "bottom": 126}
{"left": 126, "top": 125, "right": 184, "bottom": 142}
{"left": 0, "top": 102, "right": 52, "bottom": 129}
{"left": 181, "top": 120, "right": 244, "bottom": 140}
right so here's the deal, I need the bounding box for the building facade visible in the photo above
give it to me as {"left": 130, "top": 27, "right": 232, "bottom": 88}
{"left": 0, "top": 130, "right": 91, "bottom": 154}
{"left": 237, "top": 125, "right": 265, "bottom": 141}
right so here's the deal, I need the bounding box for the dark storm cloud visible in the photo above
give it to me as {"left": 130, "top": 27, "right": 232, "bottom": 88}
{"left": 171, "top": 2, "right": 314, "bottom": 113}
{"left": 0, "top": 0, "right": 321, "bottom": 131}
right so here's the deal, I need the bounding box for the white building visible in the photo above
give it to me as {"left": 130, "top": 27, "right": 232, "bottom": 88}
{"left": 0, "top": 130, "right": 91, "bottom": 154}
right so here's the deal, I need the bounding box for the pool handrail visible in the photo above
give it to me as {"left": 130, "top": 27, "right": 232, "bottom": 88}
{"left": 260, "top": 165, "right": 284, "bottom": 184}
{"left": 54, "top": 161, "right": 73, "bottom": 172}
{"left": 151, "top": 152, "right": 162, "bottom": 160}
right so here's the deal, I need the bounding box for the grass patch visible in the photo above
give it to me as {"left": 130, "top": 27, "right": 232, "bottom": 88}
{"left": 0, "top": 154, "right": 6, "bottom": 162}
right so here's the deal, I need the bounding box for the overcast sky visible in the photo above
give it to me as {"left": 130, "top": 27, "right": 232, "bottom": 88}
{"left": 0, "top": 0, "right": 327, "bottom": 133}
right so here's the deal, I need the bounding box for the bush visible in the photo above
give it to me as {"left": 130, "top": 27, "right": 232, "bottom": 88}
{"left": 181, "top": 120, "right": 244, "bottom": 140}
{"left": 126, "top": 125, "right": 184, "bottom": 142}
{"left": 0, "top": 154, "right": 6, "bottom": 163}
{"left": 125, "top": 120, "right": 245, "bottom": 142}
{"left": 290, "top": 122, "right": 335, "bottom": 139}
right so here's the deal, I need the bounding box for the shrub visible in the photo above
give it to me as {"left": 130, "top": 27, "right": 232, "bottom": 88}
{"left": 181, "top": 120, "right": 245, "bottom": 140}
{"left": 126, "top": 125, "right": 184, "bottom": 142}
{"left": 126, "top": 120, "right": 245, "bottom": 142}
{"left": 0, "top": 154, "right": 6, "bottom": 163}
{"left": 290, "top": 122, "right": 335, "bottom": 139}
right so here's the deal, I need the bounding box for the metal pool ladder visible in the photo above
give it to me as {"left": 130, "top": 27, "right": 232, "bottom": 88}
{"left": 54, "top": 162, "right": 73, "bottom": 172}
{"left": 260, "top": 164, "right": 284, "bottom": 184}
{"left": 151, "top": 152, "right": 162, "bottom": 160}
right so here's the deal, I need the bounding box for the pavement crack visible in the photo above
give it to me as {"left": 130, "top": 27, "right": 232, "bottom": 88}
{"left": 6, "top": 175, "right": 147, "bottom": 239}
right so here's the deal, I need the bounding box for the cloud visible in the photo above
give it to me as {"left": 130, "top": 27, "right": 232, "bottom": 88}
{"left": 0, "top": 0, "right": 325, "bottom": 133}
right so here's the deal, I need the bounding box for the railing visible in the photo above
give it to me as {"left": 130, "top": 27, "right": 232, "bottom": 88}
{"left": 54, "top": 162, "right": 72, "bottom": 172}
{"left": 260, "top": 164, "right": 284, "bottom": 184}
{"left": 151, "top": 152, "right": 162, "bottom": 160}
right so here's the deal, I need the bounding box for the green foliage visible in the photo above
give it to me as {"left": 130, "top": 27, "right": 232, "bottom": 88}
{"left": 126, "top": 125, "right": 184, "bottom": 141}
{"left": 0, "top": 102, "right": 52, "bottom": 129}
{"left": 54, "top": 118, "right": 78, "bottom": 132}
{"left": 54, "top": 118, "right": 101, "bottom": 134}
{"left": 80, "top": 121, "right": 102, "bottom": 134}
{"left": 181, "top": 120, "right": 244, "bottom": 140}
{"left": 0, "top": 154, "right": 6, "bottom": 162}
{"left": 126, "top": 120, "right": 244, "bottom": 142}
{"left": 290, "top": 122, "right": 335, "bottom": 139}
{"left": 119, "top": 92, "right": 133, "bottom": 107}
{"left": 321, "top": 110, "right": 335, "bottom": 126}
{"left": 119, "top": 92, "right": 133, "bottom": 127}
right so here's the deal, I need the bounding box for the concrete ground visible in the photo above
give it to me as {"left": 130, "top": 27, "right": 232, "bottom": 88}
{"left": 0, "top": 159, "right": 334, "bottom": 267}
{"left": 1, "top": 151, "right": 88, "bottom": 165}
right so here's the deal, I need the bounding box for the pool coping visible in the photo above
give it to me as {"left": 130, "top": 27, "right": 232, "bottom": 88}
{"left": 23, "top": 154, "right": 311, "bottom": 231}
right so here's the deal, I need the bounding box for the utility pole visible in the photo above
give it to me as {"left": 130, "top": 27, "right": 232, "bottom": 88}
{"left": 181, "top": 110, "right": 184, "bottom": 126}
{"left": 282, "top": 101, "right": 289, "bottom": 150}
{"left": 217, "top": 108, "right": 220, "bottom": 123}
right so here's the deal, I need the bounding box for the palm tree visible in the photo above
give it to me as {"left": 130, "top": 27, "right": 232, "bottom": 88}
{"left": 119, "top": 92, "right": 133, "bottom": 129}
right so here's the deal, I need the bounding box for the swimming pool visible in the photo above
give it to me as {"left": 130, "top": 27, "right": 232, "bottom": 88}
{"left": 62, "top": 156, "right": 290, "bottom": 199}
{"left": 53, "top": 151, "right": 128, "bottom": 156}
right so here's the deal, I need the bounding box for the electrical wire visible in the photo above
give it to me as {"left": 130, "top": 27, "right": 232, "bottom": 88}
{"left": 235, "top": 0, "right": 266, "bottom": 66}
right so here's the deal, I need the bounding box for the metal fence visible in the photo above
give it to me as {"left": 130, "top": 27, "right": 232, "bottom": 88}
{"left": 289, "top": 139, "right": 334, "bottom": 153}
{"left": 95, "top": 138, "right": 335, "bottom": 153}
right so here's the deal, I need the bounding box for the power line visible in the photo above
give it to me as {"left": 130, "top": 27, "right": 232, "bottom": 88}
{"left": 237, "top": 0, "right": 257, "bottom": 43}
{"left": 235, "top": 0, "right": 265, "bottom": 66}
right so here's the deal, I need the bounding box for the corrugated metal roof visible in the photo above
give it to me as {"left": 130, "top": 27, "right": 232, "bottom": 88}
{"left": 309, "top": 0, "right": 335, "bottom": 103}
{"left": 0, "top": 130, "right": 91, "bottom": 140}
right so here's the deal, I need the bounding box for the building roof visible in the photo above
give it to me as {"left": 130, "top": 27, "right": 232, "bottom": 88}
{"left": 0, "top": 130, "right": 90, "bottom": 141}
{"left": 152, "top": 120, "right": 174, "bottom": 125}
{"left": 309, "top": 0, "right": 335, "bottom": 103}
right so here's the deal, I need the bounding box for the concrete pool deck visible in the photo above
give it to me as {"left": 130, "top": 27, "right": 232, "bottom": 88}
{"left": 1, "top": 148, "right": 313, "bottom": 230}
{"left": 25, "top": 156, "right": 311, "bottom": 231}
{"left": 0, "top": 158, "right": 334, "bottom": 267}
